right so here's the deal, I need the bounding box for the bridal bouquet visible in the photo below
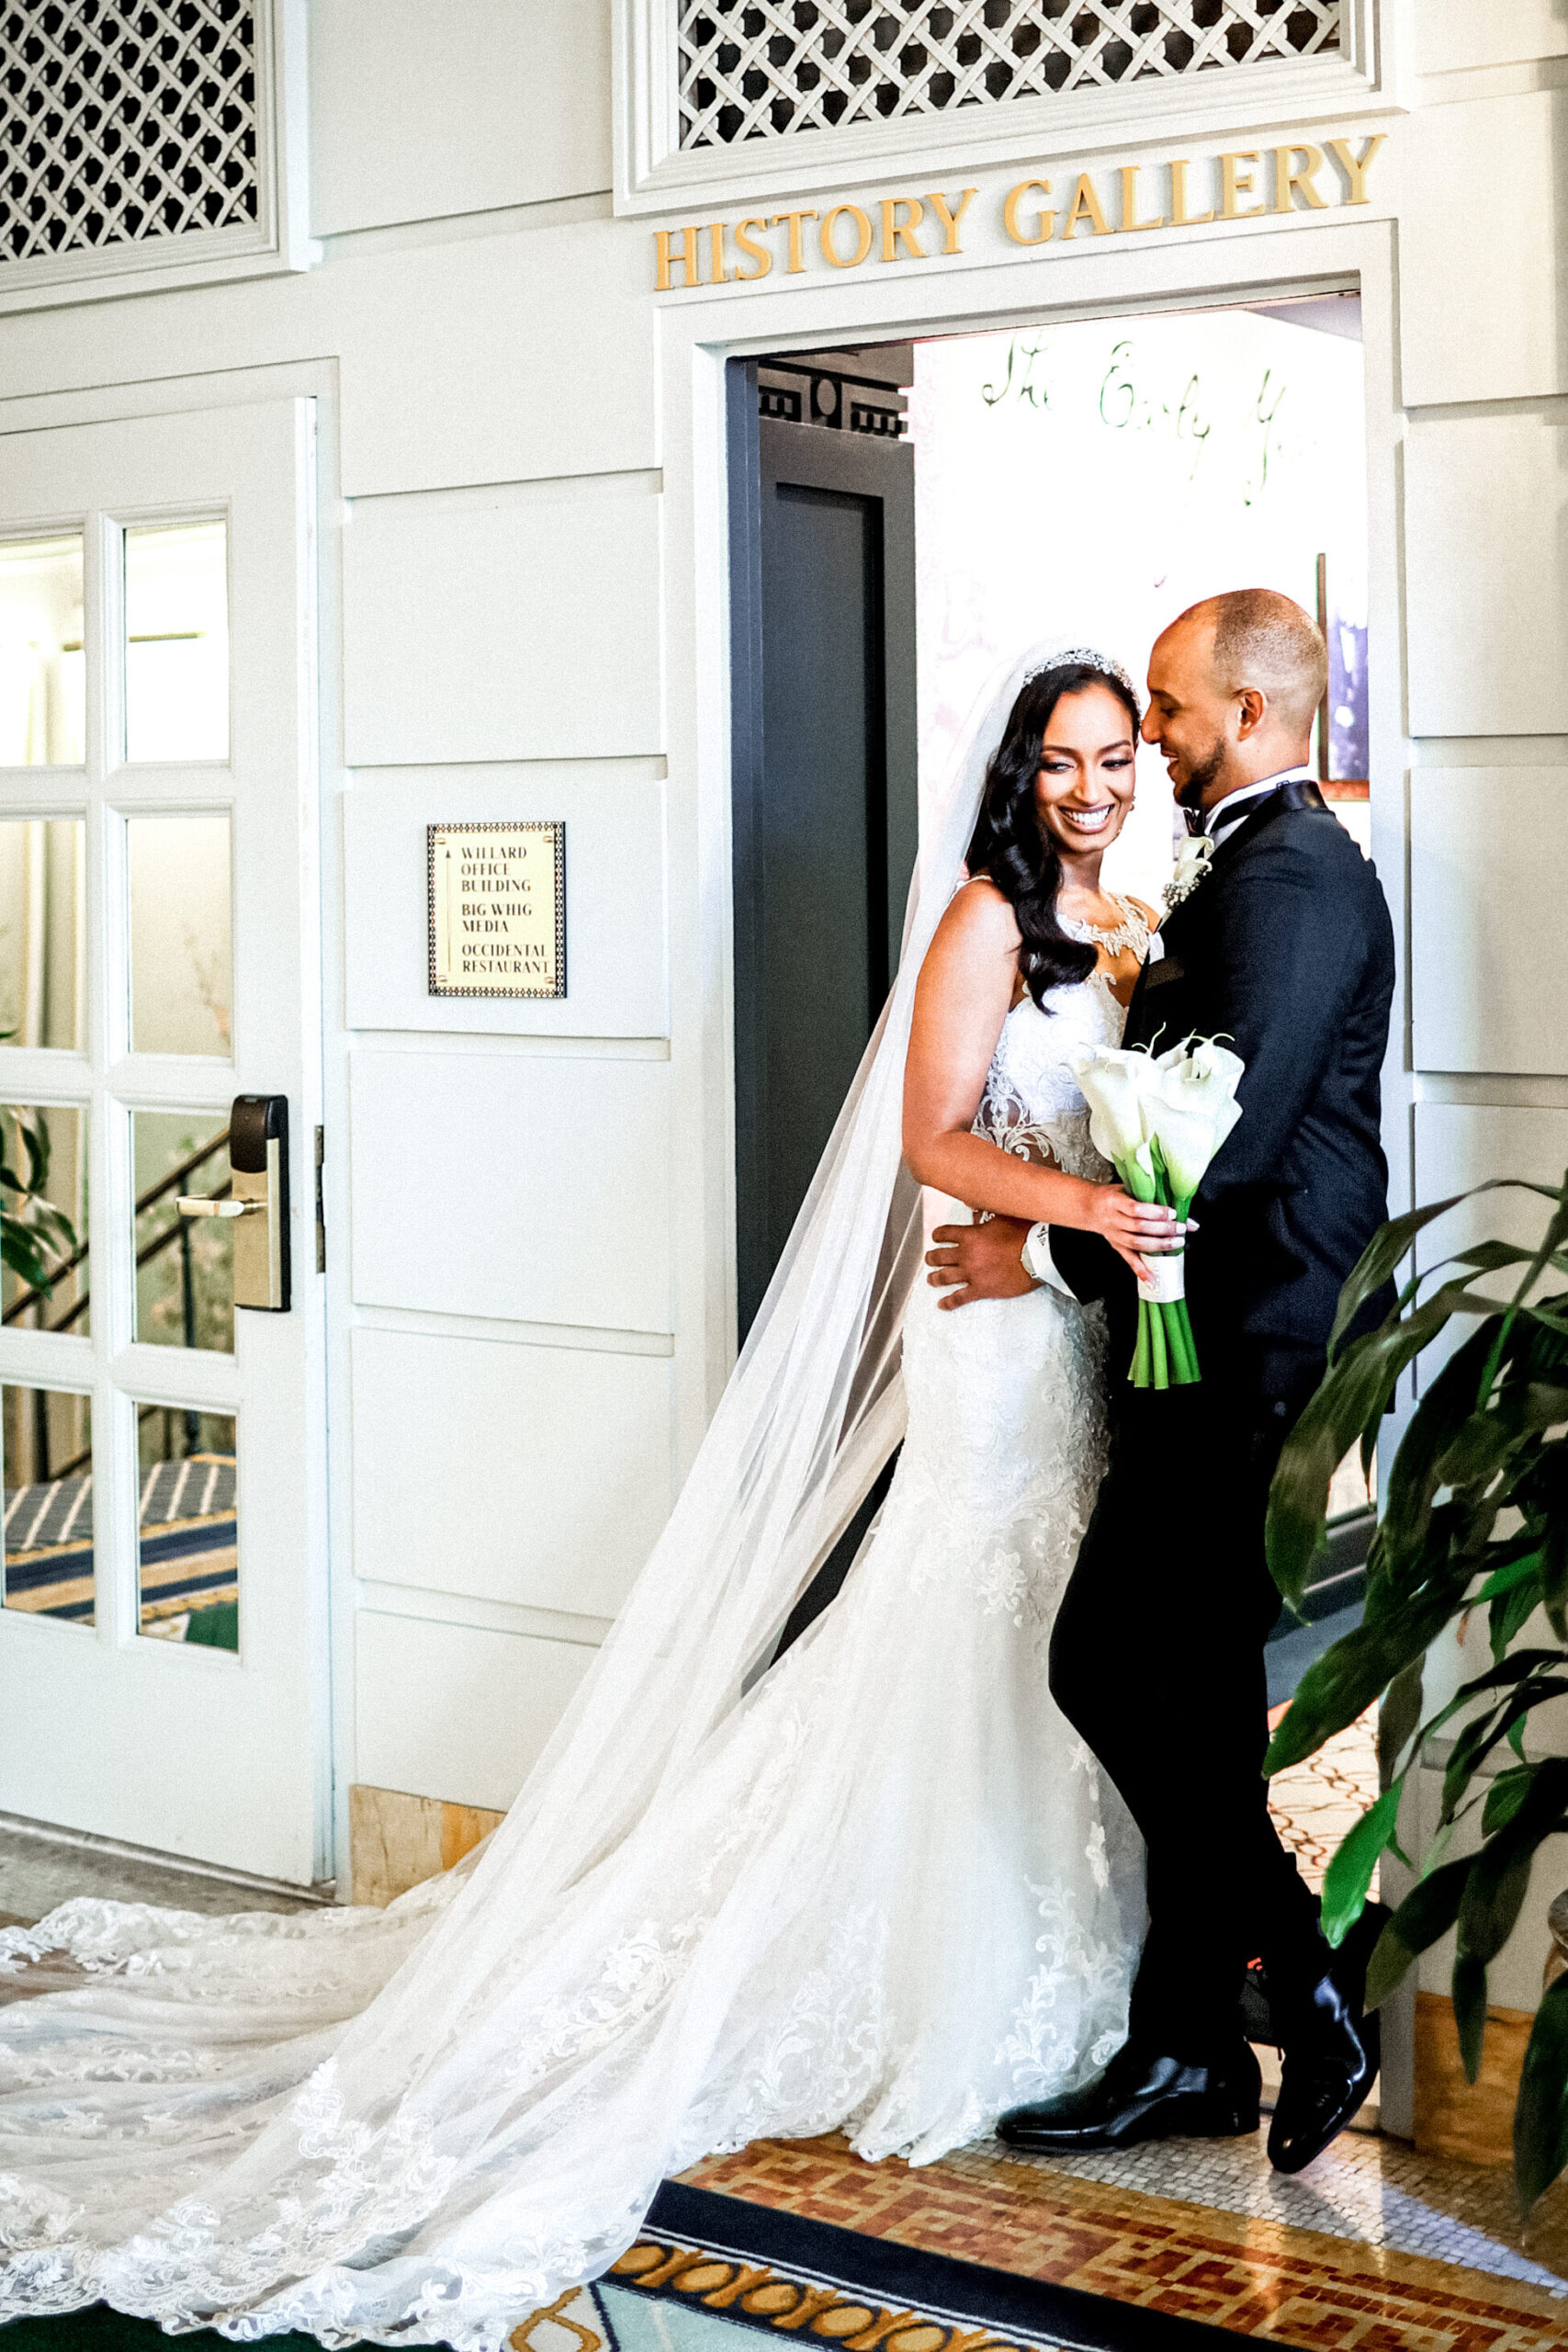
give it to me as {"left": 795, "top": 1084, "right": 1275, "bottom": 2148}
{"left": 1066, "top": 1037, "right": 1245, "bottom": 1388}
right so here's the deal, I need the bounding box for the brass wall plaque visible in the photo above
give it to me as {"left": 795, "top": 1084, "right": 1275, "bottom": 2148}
{"left": 427, "top": 821, "right": 566, "bottom": 1000}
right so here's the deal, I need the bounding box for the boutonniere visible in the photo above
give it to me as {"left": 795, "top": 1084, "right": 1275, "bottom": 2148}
{"left": 1162, "top": 835, "right": 1214, "bottom": 912}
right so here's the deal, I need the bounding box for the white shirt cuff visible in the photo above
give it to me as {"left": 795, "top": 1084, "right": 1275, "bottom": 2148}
{"left": 1021, "top": 1221, "right": 1076, "bottom": 1298}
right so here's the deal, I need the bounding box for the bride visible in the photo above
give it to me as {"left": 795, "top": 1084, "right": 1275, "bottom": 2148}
{"left": 0, "top": 648, "right": 1179, "bottom": 2349}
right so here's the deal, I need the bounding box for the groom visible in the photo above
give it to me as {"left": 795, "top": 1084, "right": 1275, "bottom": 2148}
{"left": 930, "top": 590, "right": 1395, "bottom": 2174}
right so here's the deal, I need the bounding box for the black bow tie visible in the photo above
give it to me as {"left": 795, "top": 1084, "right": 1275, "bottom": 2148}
{"left": 1187, "top": 783, "right": 1291, "bottom": 842}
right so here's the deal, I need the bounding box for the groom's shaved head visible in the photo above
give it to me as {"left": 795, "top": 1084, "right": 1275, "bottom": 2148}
{"left": 1181, "top": 589, "right": 1328, "bottom": 733}
{"left": 1145, "top": 588, "right": 1328, "bottom": 806}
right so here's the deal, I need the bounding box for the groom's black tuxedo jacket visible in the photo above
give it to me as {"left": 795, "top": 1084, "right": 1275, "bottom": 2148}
{"left": 1051, "top": 778, "right": 1396, "bottom": 1400}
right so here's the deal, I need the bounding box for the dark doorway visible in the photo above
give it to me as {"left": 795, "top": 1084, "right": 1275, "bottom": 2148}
{"left": 728, "top": 353, "right": 918, "bottom": 1343}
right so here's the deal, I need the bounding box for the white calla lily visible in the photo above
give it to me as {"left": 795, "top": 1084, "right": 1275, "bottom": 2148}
{"left": 1151, "top": 1090, "right": 1242, "bottom": 1206}
{"left": 1066, "top": 1044, "right": 1160, "bottom": 1170}
{"left": 1184, "top": 1038, "right": 1245, "bottom": 1097}
{"left": 1146, "top": 1044, "right": 1244, "bottom": 1205}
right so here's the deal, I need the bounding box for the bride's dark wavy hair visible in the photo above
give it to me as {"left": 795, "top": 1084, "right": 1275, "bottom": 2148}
{"left": 965, "top": 660, "right": 1142, "bottom": 1012}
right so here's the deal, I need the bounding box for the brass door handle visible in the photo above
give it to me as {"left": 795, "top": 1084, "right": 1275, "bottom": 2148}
{"left": 186, "top": 1096, "right": 291, "bottom": 1310}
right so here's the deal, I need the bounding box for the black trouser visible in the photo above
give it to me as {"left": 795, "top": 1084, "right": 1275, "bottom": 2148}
{"left": 1047, "top": 1373, "right": 1322, "bottom": 2059}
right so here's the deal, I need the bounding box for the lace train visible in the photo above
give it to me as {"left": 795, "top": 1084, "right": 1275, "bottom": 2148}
{"left": 0, "top": 974, "right": 1142, "bottom": 2349}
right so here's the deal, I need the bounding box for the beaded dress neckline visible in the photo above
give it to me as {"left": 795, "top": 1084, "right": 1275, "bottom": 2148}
{"left": 1059, "top": 893, "right": 1149, "bottom": 962}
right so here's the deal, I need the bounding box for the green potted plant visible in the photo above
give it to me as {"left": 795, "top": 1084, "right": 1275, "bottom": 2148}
{"left": 0, "top": 1104, "right": 77, "bottom": 1297}
{"left": 1267, "top": 1167, "right": 1568, "bottom": 2207}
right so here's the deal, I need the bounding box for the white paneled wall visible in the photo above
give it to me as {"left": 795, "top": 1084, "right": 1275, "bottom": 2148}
{"left": 309, "top": 0, "right": 612, "bottom": 235}
{"left": 342, "top": 479, "right": 662, "bottom": 766}
{"left": 1412, "top": 1, "right": 1568, "bottom": 74}
{"left": 335, "top": 224, "right": 657, "bottom": 497}
{"left": 1400, "top": 16, "right": 1568, "bottom": 2069}
{"left": 351, "top": 1329, "right": 673, "bottom": 1618}
{"left": 1414, "top": 1105, "right": 1568, "bottom": 1270}
{"left": 348, "top": 1051, "right": 672, "bottom": 1334}
{"left": 355, "top": 1611, "right": 596, "bottom": 1813}
{"left": 1404, "top": 415, "right": 1568, "bottom": 738}
{"left": 1399, "top": 93, "right": 1568, "bottom": 407}
{"left": 344, "top": 763, "right": 668, "bottom": 1040}
{"left": 1412, "top": 772, "right": 1568, "bottom": 1076}
{"left": 304, "top": 6, "right": 665, "bottom": 1818}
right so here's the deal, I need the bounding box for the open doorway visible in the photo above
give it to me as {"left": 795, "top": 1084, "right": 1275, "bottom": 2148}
{"left": 730, "top": 295, "right": 1371, "bottom": 1316}
{"left": 728, "top": 289, "right": 1377, "bottom": 1894}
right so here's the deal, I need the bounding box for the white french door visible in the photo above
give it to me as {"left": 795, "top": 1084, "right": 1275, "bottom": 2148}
{"left": 0, "top": 397, "right": 326, "bottom": 1885}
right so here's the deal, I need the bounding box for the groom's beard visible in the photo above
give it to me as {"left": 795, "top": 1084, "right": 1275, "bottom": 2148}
{"left": 1174, "top": 735, "right": 1229, "bottom": 814}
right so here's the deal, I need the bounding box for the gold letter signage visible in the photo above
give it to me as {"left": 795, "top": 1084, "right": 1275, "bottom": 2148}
{"left": 651, "top": 138, "right": 1384, "bottom": 290}
{"left": 428, "top": 821, "right": 566, "bottom": 1000}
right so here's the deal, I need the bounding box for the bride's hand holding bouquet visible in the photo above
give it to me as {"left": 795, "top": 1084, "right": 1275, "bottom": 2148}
{"left": 1081, "top": 1172, "right": 1188, "bottom": 1278}
{"left": 1068, "top": 1035, "right": 1246, "bottom": 1387}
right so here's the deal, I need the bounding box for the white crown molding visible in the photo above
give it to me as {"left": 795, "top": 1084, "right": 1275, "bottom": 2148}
{"left": 0, "top": 0, "right": 318, "bottom": 316}
{"left": 612, "top": 0, "right": 1408, "bottom": 219}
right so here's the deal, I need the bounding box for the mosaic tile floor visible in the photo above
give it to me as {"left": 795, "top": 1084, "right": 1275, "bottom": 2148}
{"left": 684, "top": 2132, "right": 1568, "bottom": 2348}
{"left": 1267, "top": 1706, "right": 1380, "bottom": 1899}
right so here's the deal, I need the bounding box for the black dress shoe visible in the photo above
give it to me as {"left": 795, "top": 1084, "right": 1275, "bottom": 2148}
{"left": 1268, "top": 1902, "right": 1388, "bottom": 2176}
{"left": 998, "top": 2035, "right": 1261, "bottom": 2153}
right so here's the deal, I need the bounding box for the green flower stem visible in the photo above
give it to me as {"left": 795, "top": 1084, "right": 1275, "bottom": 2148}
{"left": 1147, "top": 1298, "right": 1169, "bottom": 1388}
{"left": 1116, "top": 1152, "right": 1206, "bottom": 1386}
{"left": 1131, "top": 1299, "right": 1151, "bottom": 1386}
{"left": 1179, "top": 1305, "right": 1201, "bottom": 1383}
{"left": 1161, "top": 1299, "right": 1196, "bottom": 1385}
{"left": 1177, "top": 1298, "right": 1201, "bottom": 1382}
{"left": 1165, "top": 1174, "right": 1201, "bottom": 1384}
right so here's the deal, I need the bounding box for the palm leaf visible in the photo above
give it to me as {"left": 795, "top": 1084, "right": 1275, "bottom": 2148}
{"left": 1326, "top": 1179, "right": 1562, "bottom": 1360}
{"left": 1516, "top": 1975, "right": 1568, "bottom": 2210}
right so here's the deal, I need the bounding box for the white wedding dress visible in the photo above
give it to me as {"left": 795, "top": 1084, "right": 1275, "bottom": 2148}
{"left": 0, "top": 656, "right": 1147, "bottom": 2350}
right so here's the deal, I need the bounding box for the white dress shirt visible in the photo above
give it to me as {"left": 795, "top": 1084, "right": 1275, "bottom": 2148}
{"left": 1198, "top": 763, "right": 1315, "bottom": 850}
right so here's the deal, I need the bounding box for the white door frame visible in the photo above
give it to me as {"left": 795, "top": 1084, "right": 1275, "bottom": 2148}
{"left": 655, "top": 212, "right": 1409, "bottom": 1450}
{"left": 0, "top": 359, "right": 349, "bottom": 1886}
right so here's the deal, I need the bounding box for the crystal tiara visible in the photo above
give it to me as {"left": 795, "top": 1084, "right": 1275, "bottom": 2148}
{"left": 1026, "top": 646, "right": 1139, "bottom": 703}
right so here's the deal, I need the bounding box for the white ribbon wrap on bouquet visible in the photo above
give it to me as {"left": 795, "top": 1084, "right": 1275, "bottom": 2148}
{"left": 1137, "top": 1246, "right": 1187, "bottom": 1304}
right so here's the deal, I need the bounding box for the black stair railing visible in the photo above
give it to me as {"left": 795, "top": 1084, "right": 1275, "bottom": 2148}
{"left": 3, "top": 1128, "right": 231, "bottom": 1482}
{"left": 2, "top": 1126, "right": 231, "bottom": 1339}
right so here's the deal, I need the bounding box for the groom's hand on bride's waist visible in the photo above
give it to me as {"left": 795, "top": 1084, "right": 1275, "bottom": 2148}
{"left": 928, "top": 1196, "right": 1190, "bottom": 1310}
{"left": 926, "top": 1217, "right": 1038, "bottom": 1308}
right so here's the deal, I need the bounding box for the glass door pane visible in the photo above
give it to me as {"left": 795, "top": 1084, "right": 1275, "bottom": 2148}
{"left": 0, "top": 536, "right": 85, "bottom": 765}
{"left": 2, "top": 1385, "right": 93, "bottom": 1625}
{"left": 133, "top": 1111, "right": 233, "bottom": 1352}
{"left": 0, "top": 1103, "right": 87, "bottom": 1337}
{"left": 127, "top": 812, "right": 232, "bottom": 1057}
{"left": 124, "top": 521, "right": 228, "bottom": 763}
{"left": 0, "top": 819, "right": 87, "bottom": 1052}
{"left": 137, "top": 1411, "right": 236, "bottom": 1649}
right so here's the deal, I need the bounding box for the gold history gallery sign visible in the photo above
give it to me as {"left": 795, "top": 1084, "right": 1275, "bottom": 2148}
{"left": 653, "top": 134, "right": 1384, "bottom": 289}
{"left": 428, "top": 821, "right": 567, "bottom": 1000}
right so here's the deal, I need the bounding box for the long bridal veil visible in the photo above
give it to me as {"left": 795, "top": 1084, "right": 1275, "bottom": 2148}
{"left": 0, "top": 645, "right": 1088, "bottom": 2348}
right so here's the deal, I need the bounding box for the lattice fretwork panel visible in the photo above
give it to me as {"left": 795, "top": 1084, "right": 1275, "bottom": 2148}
{"left": 678, "top": 0, "right": 1343, "bottom": 147}
{"left": 1, "top": 0, "right": 257, "bottom": 264}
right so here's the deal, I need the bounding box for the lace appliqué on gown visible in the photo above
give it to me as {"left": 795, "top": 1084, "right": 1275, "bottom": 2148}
{"left": 969, "top": 898, "right": 1147, "bottom": 1184}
